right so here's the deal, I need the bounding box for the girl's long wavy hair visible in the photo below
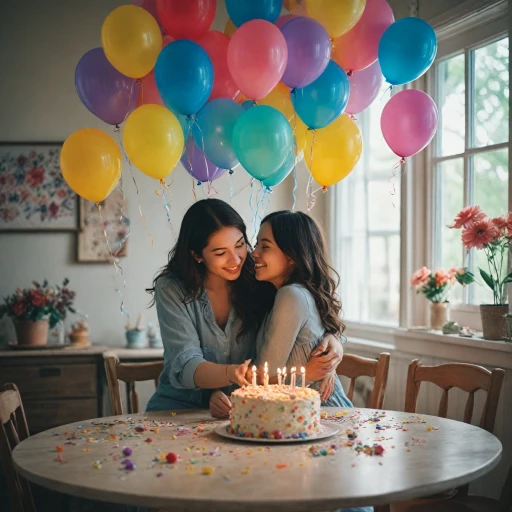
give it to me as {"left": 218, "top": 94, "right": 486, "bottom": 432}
{"left": 261, "top": 210, "right": 345, "bottom": 336}
{"left": 147, "top": 199, "right": 273, "bottom": 338}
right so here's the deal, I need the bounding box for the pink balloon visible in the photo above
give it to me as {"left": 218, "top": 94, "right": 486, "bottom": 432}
{"left": 276, "top": 14, "right": 299, "bottom": 29}
{"left": 198, "top": 30, "right": 239, "bottom": 101}
{"left": 381, "top": 89, "right": 438, "bottom": 158}
{"left": 334, "top": 0, "right": 394, "bottom": 72}
{"left": 345, "top": 60, "right": 383, "bottom": 115}
{"left": 227, "top": 20, "right": 288, "bottom": 101}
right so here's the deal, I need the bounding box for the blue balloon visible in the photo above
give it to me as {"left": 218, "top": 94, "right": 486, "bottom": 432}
{"left": 226, "top": 0, "right": 282, "bottom": 27}
{"left": 261, "top": 151, "right": 295, "bottom": 187}
{"left": 232, "top": 105, "right": 293, "bottom": 181}
{"left": 193, "top": 98, "right": 244, "bottom": 170}
{"left": 155, "top": 40, "right": 214, "bottom": 116}
{"left": 378, "top": 17, "right": 437, "bottom": 86}
{"left": 292, "top": 60, "right": 349, "bottom": 129}
{"left": 242, "top": 100, "right": 253, "bottom": 110}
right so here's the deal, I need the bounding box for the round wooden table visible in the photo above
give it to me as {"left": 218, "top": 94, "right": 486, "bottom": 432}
{"left": 13, "top": 407, "right": 502, "bottom": 511}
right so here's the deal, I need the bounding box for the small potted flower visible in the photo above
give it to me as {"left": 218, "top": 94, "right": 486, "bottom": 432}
{"left": 448, "top": 206, "right": 511, "bottom": 340}
{"left": 410, "top": 266, "right": 471, "bottom": 330}
{"left": 0, "top": 279, "right": 76, "bottom": 346}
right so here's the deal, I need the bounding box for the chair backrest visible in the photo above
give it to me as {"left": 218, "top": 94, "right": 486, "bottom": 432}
{"left": 0, "top": 383, "right": 35, "bottom": 512}
{"left": 404, "top": 359, "right": 505, "bottom": 433}
{"left": 104, "top": 352, "right": 164, "bottom": 415}
{"left": 336, "top": 352, "right": 390, "bottom": 409}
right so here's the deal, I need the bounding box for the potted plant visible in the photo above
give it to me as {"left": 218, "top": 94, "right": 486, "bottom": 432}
{"left": 448, "top": 206, "right": 511, "bottom": 340}
{"left": 410, "top": 266, "right": 471, "bottom": 330}
{"left": 0, "top": 279, "right": 76, "bottom": 346}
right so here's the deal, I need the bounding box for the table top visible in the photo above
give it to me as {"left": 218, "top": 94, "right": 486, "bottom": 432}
{"left": 0, "top": 345, "right": 163, "bottom": 359}
{"left": 13, "top": 407, "right": 502, "bottom": 511}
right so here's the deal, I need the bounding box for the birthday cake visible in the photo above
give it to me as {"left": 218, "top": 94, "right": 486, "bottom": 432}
{"left": 229, "top": 385, "right": 321, "bottom": 439}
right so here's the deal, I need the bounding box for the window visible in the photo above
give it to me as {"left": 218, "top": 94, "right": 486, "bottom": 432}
{"left": 432, "top": 35, "right": 509, "bottom": 305}
{"left": 332, "top": 86, "right": 401, "bottom": 325}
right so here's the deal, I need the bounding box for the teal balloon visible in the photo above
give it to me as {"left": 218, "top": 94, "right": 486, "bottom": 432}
{"left": 226, "top": 0, "right": 282, "bottom": 27}
{"left": 292, "top": 60, "right": 349, "bottom": 129}
{"left": 155, "top": 40, "right": 213, "bottom": 116}
{"left": 232, "top": 105, "right": 293, "bottom": 181}
{"left": 378, "top": 17, "right": 437, "bottom": 86}
{"left": 261, "top": 151, "right": 294, "bottom": 187}
{"left": 193, "top": 98, "right": 244, "bottom": 170}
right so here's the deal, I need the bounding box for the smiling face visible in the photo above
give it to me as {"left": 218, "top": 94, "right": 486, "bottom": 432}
{"left": 193, "top": 226, "right": 248, "bottom": 282}
{"left": 252, "top": 221, "right": 294, "bottom": 289}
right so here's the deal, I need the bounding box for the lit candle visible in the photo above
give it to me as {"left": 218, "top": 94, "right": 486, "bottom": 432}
{"left": 264, "top": 361, "right": 268, "bottom": 390}
{"left": 282, "top": 367, "right": 287, "bottom": 386}
{"left": 301, "top": 366, "right": 306, "bottom": 388}
{"left": 291, "top": 366, "right": 296, "bottom": 390}
{"left": 252, "top": 365, "right": 257, "bottom": 389}
{"left": 277, "top": 368, "right": 282, "bottom": 389}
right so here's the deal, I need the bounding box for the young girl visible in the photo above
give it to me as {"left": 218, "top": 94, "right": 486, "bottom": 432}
{"left": 145, "top": 199, "right": 343, "bottom": 412}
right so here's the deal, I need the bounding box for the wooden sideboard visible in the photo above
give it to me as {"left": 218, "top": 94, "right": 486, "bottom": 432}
{"left": 0, "top": 346, "right": 163, "bottom": 434}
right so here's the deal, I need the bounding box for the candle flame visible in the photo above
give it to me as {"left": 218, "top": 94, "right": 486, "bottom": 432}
{"left": 301, "top": 366, "right": 305, "bottom": 373}
{"left": 252, "top": 365, "right": 257, "bottom": 372}
{"left": 282, "top": 367, "right": 287, "bottom": 375}
{"left": 277, "top": 368, "right": 281, "bottom": 375}
{"left": 291, "top": 366, "right": 296, "bottom": 373}
{"left": 264, "top": 361, "right": 268, "bottom": 371}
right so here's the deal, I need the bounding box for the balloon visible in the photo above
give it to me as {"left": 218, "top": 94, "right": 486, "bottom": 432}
{"left": 227, "top": 20, "right": 288, "bottom": 100}
{"left": 292, "top": 60, "right": 350, "bottom": 129}
{"left": 306, "top": 0, "right": 366, "bottom": 38}
{"left": 101, "top": 5, "right": 162, "bottom": 78}
{"left": 155, "top": 40, "right": 213, "bottom": 116}
{"left": 283, "top": 0, "right": 300, "bottom": 11}
{"left": 305, "top": 114, "right": 362, "bottom": 187}
{"left": 345, "top": 60, "right": 383, "bottom": 115}
{"left": 333, "top": 0, "right": 394, "bottom": 72}
{"left": 242, "top": 100, "right": 253, "bottom": 110}
{"left": 280, "top": 17, "right": 331, "bottom": 89}
{"left": 379, "top": 18, "right": 437, "bottom": 86}
{"left": 233, "top": 105, "right": 293, "bottom": 181}
{"left": 75, "top": 48, "right": 140, "bottom": 125}
{"left": 261, "top": 151, "right": 295, "bottom": 187}
{"left": 381, "top": 89, "right": 438, "bottom": 158}
{"left": 123, "top": 104, "right": 184, "bottom": 180}
{"left": 132, "top": 0, "right": 165, "bottom": 32}
{"left": 156, "top": 0, "right": 215, "bottom": 41}
{"left": 198, "top": 31, "right": 239, "bottom": 101}
{"left": 260, "top": 82, "right": 307, "bottom": 154}
{"left": 226, "top": 0, "right": 282, "bottom": 27}
{"left": 275, "top": 14, "right": 298, "bottom": 29}
{"left": 181, "top": 139, "right": 228, "bottom": 183}
{"left": 193, "top": 98, "right": 244, "bottom": 170}
{"left": 224, "top": 18, "right": 237, "bottom": 37}
{"left": 60, "top": 129, "right": 122, "bottom": 203}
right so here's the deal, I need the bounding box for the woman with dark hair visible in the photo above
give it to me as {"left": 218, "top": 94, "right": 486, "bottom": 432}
{"left": 146, "top": 199, "right": 343, "bottom": 412}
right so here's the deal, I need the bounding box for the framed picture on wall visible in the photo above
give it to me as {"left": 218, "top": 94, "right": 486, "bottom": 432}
{"left": 77, "top": 188, "right": 129, "bottom": 263}
{"left": 0, "top": 142, "right": 79, "bottom": 232}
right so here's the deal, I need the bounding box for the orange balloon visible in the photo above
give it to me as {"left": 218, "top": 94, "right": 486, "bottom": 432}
{"left": 283, "top": 0, "right": 300, "bottom": 10}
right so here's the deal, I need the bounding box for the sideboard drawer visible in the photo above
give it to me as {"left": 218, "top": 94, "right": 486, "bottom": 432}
{"left": 1, "top": 363, "right": 98, "bottom": 398}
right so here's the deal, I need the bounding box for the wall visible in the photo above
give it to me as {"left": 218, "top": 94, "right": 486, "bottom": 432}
{"left": 0, "top": 0, "right": 317, "bottom": 347}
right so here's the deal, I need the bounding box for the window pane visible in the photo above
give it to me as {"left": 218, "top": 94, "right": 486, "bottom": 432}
{"left": 437, "top": 54, "right": 465, "bottom": 156}
{"left": 472, "top": 37, "right": 509, "bottom": 148}
{"left": 368, "top": 180, "right": 401, "bottom": 231}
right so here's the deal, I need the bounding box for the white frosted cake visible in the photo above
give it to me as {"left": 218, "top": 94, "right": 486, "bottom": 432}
{"left": 229, "top": 385, "right": 321, "bottom": 439}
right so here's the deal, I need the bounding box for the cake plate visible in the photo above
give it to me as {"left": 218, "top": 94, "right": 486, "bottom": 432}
{"left": 213, "top": 420, "right": 339, "bottom": 443}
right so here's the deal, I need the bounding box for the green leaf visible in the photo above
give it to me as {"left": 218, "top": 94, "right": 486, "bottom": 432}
{"left": 479, "top": 269, "right": 495, "bottom": 291}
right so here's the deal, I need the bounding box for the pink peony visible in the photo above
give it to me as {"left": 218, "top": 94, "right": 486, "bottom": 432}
{"left": 434, "top": 269, "right": 451, "bottom": 287}
{"left": 448, "top": 205, "right": 486, "bottom": 229}
{"left": 410, "top": 266, "right": 431, "bottom": 288}
{"left": 461, "top": 218, "right": 499, "bottom": 250}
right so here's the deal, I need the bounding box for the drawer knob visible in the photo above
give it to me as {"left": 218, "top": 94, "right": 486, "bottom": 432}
{"left": 39, "top": 367, "right": 62, "bottom": 378}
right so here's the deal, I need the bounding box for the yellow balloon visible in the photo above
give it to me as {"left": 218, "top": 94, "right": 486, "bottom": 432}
{"left": 305, "top": 114, "right": 362, "bottom": 187}
{"left": 123, "top": 105, "right": 184, "bottom": 181}
{"left": 102, "top": 5, "right": 162, "bottom": 79}
{"left": 60, "top": 129, "right": 122, "bottom": 203}
{"left": 224, "top": 18, "right": 237, "bottom": 37}
{"left": 260, "top": 83, "right": 307, "bottom": 155}
{"left": 306, "top": 0, "right": 366, "bottom": 38}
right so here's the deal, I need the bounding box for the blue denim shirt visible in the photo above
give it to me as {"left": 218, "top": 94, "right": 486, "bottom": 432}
{"left": 146, "top": 274, "right": 255, "bottom": 412}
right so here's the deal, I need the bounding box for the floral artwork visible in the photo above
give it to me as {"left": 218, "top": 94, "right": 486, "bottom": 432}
{"left": 77, "top": 188, "right": 129, "bottom": 262}
{"left": 0, "top": 144, "right": 78, "bottom": 231}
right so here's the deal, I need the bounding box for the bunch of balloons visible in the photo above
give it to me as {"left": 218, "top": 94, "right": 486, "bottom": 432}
{"left": 61, "top": 0, "right": 439, "bottom": 203}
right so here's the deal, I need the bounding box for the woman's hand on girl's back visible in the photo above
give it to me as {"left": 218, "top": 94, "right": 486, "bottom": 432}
{"left": 209, "top": 390, "right": 232, "bottom": 418}
{"left": 306, "top": 334, "right": 344, "bottom": 381}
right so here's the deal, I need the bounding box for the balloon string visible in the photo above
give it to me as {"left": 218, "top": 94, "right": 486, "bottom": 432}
{"left": 291, "top": 98, "right": 298, "bottom": 212}
{"left": 306, "top": 129, "right": 316, "bottom": 212}
{"left": 192, "top": 177, "right": 197, "bottom": 202}
{"left": 229, "top": 169, "right": 234, "bottom": 204}
{"left": 158, "top": 179, "right": 176, "bottom": 242}
{"left": 232, "top": 177, "right": 254, "bottom": 200}
{"left": 252, "top": 182, "right": 269, "bottom": 241}
{"left": 96, "top": 202, "right": 129, "bottom": 318}
{"left": 114, "top": 172, "right": 131, "bottom": 255}
{"left": 389, "top": 158, "right": 406, "bottom": 209}
{"left": 192, "top": 117, "right": 213, "bottom": 197}
{"left": 380, "top": 84, "right": 393, "bottom": 101}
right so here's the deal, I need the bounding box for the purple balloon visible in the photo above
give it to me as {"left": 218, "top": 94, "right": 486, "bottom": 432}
{"left": 181, "top": 139, "right": 228, "bottom": 183}
{"left": 346, "top": 60, "right": 384, "bottom": 115}
{"left": 275, "top": 14, "right": 299, "bottom": 29}
{"left": 280, "top": 17, "right": 331, "bottom": 89}
{"left": 75, "top": 48, "right": 140, "bottom": 125}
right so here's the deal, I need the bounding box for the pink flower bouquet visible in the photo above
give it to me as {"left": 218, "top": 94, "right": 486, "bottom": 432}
{"left": 448, "top": 206, "right": 511, "bottom": 305}
{"left": 410, "top": 266, "right": 471, "bottom": 303}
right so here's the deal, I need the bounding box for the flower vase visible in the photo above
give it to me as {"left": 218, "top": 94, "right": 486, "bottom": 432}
{"left": 430, "top": 302, "right": 449, "bottom": 331}
{"left": 480, "top": 304, "right": 508, "bottom": 340}
{"left": 14, "top": 319, "right": 49, "bottom": 346}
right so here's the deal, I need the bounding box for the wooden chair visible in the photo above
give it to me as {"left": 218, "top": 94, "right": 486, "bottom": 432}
{"left": 336, "top": 352, "right": 391, "bottom": 409}
{"left": 0, "top": 382, "right": 35, "bottom": 512}
{"left": 104, "top": 352, "right": 164, "bottom": 415}
{"left": 389, "top": 359, "right": 505, "bottom": 512}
